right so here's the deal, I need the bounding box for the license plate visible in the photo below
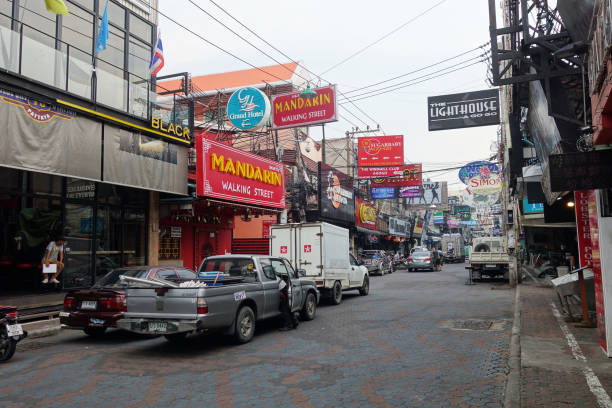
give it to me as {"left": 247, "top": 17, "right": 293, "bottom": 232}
{"left": 90, "top": 318, "right": 105, "bottom": 326}
{"left": 59, "top": 311, "right": 70, "bottom": 317}
{"left": 485, "top": 264, "right": 497, "bottom": 268}
{"left": 147, "top": 322, "right": 167, "bottom": 333}
{"left": 80, "top": 301, "right": 97, "bottom": 310}
{"left": 6, "top": 324, "right": 23, "bottom": 337}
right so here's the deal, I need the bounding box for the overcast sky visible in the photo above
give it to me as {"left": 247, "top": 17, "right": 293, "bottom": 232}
{"left": 158, "top": 0, "right": 497, "bottom": 192}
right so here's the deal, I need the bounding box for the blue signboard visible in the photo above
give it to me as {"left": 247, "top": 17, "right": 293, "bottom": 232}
{"left": 371, "top": 187, "right": 396, "bottom": 199}
{"left": 458, "top": 161, "right": 499, "bottom": 185}
{"left": 226, "top": 87, "right": 271, "bottom": 130}
{"left": 523, "top": 198, "right": 544, "bottom": 214}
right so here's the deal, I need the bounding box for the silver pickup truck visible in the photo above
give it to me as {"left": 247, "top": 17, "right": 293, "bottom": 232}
{"left": 117, "top": 255, "right": 320, "bottom": 344}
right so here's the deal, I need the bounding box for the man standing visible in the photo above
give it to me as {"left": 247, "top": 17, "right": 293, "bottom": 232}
{"left": 42, "top": 236, "right": 65, "bottom": 284}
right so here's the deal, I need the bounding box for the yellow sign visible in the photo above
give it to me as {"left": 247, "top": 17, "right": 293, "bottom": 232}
{"left": 210, "top": 153, "right": 282, "bottom": 187}
{"left": 151, "top": 117, "right": 191, "bottom": 142}
{"left": 359, "top": 203, "right": 376, "bottom": 225}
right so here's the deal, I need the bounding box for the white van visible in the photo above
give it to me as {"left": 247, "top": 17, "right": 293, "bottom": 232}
{"left": 270, "top": 222, "right": 369, "bottom": 305}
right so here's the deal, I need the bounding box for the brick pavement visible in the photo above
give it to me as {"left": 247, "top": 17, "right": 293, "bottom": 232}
{"left": 520, "top": 282, "right": 612, "bottom": 407}
{"left": 1, "top": 264, "right": 513, "bottom": 408}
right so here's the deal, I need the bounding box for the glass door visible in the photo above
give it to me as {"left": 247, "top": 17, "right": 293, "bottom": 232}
{"left": 63, "top": 203, "right": 94, "bottom": 288}
{"left": 96, "top": 206, "right": 122, "bottom": 280}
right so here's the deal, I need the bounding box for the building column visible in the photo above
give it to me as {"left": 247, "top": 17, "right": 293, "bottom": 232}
{"left": 148, "top": 191, "right": 159, "bottom": 266}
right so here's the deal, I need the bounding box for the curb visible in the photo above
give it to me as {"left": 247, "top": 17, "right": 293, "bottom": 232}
{"left": 504, "top": 284, "right": 521, "bottom": 408}
{"left": 22, "top": 319, "right": 61, "bottom": 340}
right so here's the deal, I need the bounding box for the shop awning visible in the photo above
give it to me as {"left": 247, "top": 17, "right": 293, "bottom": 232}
{"left": 355, "top": 226, "right": 385, "bottom": 235}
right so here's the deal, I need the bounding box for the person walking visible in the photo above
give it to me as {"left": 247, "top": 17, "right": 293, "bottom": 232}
{"left": 42, "top": 236, "right": 65, "bottom": 284}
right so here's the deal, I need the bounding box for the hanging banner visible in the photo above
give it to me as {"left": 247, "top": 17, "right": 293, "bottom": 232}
{"left": 196, "top": 137, "right": 285, "bottom": 208}
{"left": 271, "top": 85, "right": 337, "bottom": 129}
{"left": 371, "top": 187, "right": 397, "bottom": 199}
{"left": 360, "top": 164, "right": 422, "bottom": 186}
{"left": 319, "top": 163, "right": 355, "bottom": 224}
{"left": 355, "top": 198, "right": 377, "bottom": 230}
{"left": 428, "top": 89, "right": 500, "bottom": 131}
{"left": 357, "top": 135, "right": 404, "bottom": 167}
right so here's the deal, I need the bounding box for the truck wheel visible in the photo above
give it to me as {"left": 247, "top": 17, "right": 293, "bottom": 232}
{"left": 359, "top": 275, "right": 370, "bottom": 296}
{"left": 300, "top": 292, "right": 317, "bottom": 321}
{"left": 234, "top": 306, "right": 255, "bottom": 344}
{"left": 83, "top": 327, "right": 107, "bottom": 337}
{"left": 331, "top": 281, "right": 342, "bottom": 305}
{"left": 164, "top": 332, "right": 188, "bottom": 344}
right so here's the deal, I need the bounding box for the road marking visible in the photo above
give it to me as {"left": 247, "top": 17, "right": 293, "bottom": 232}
{"left": 551, "top": 302, "right": 612, "bottom": 408}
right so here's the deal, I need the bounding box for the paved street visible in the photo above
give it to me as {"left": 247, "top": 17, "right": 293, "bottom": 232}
{"left": 1, "top": 263, "right": 513, "bottom": 408}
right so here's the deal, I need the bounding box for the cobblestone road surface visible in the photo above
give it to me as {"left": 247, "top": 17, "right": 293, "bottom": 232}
{"left": 1, "top": 263, "right": 513, "bottom": 408}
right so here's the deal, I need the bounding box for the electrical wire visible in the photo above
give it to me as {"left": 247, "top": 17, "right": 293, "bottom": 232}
{"left": 338, "top": 54, "right": 486, "bottom": 102}
{"left": 340, "top": 58, "right": 487, "bottom": 103}
{"left": 342, "top": 43, "right": 488, "bottom": 95}
{"left": 321, "top": 0, "right": 450, "bottom": 75}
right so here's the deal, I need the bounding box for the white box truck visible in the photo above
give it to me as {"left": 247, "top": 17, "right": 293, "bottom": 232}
{"left": 270, "top": 222, "right": 369, "bottom": 305}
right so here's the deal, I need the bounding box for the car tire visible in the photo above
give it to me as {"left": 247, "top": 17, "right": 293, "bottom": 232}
{"left": 300, "top": 292, "right": 317, "bottom": 320}
{"left": 331, "top": 281, "right": 342, "bottom": 305}
{"left": 164, "top": 332, "right": 188, "bottom": 344}
{"left": 83, "top": 327, "right": 107, "bottom": 337}
{"left": 233, "top": 306, "right": 255, "bottom": 344}
{"left": 359, "top": 275, "right": 370, "bottom": 296}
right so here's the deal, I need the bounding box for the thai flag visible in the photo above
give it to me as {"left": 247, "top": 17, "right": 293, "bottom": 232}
{"left": 149, "top": 32, "right": 164, "bottom": 77}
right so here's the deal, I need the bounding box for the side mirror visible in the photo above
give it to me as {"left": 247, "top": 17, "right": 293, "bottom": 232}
{"left": 297, "top": 269, "right": 306, "bottom": 277}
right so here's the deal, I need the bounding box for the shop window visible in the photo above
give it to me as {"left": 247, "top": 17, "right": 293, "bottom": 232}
{"left": 159, "top": 226, "right": 181, "bottom": 261}
{"left": 68, "top": 0, "right": 93, "bottom": 11}
{"left": 32, "top": 173, "right": 63, "bottom": 196}
{"left": 120, "top": 186, "right": 148, "bottom": 206}
{"left": 66, "top": 178, "right": 95, "bottom": 200}
{"left": 96, "top": 206, "right": 121, "bottom": 277}
{"left": 128, "top": 36, "right": 150, "bottom": 79}
{"left": 61, "top": 4, "right": 93, "bottom": 54}
{"left": 124, "top": 208, "right": 145, "bottom": 266}
{"left": 128, "top": 13, "right": 151, "bottom": 42}
{"left": 0, "top": 167, "right": 20, "bottom": 191}
{"left": 98, "top": 183, "right": 122, "bottom": 205}
{"left": 98, "top": 0, "right": 125, "bottom": 28}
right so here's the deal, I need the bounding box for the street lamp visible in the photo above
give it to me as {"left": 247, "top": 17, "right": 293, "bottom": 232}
{"left": 300, "top": 83, "right": 317, "bottom": 99}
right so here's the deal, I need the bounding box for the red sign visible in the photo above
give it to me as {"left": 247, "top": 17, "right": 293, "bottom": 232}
{"left": 575, "top": 191, "right": 593, "bottom": 268}
{"left": 271, "top": 85, "right": 337, "bottom": 129}
{"left": 280, "top": 246, "right": 288, "bottom": 254}
{"left": 196, "top": 137, "right": 286, "bottom": 208}
{"left": 304, "top": 245, "right": 312, "bottom": 253}
{"left": 355, "top": 198, "right": 377, "bottom": 230}
{"left": 262, "top": 220, "right": 275, "bottom": 239}
{"left": 357, "top": 135, "right": 404, "bottom": 167}
{"left": 586, "top": 190, "right": 607, "bottom": 352}
{"left": 369, "top": 164, "right": 422, "bottom": 187}
{"left": 358, "top": 165, "right": 404, "bottom": 179}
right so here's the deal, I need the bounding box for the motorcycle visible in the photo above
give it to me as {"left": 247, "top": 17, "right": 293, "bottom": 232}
{"left": 1, "top": 305, "right": 27, "bottom": 363}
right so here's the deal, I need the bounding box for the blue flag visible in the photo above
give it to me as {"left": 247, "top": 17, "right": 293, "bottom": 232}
{"left": 95, "top": 0, "right": 109, "bottom": 53}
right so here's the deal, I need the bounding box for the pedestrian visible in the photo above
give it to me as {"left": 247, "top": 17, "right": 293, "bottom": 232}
{"left": 42, "top": 236, "right": 65, "bottom": 285}
{"left": 434, "top": 248, "right": 442, "bottom": 271}
{"left": 278, "top": 273, "right": 298, "bottom": 331}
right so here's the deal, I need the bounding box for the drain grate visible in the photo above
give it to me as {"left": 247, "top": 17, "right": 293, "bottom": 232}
{"left": 453, "top": 319, "right": 492, "bottom": 330}
{"left": 439, "top": 319, "right": 506, "bottom": 331}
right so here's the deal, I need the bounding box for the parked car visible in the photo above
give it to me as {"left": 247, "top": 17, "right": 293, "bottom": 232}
{"left": 118, "top": 255, "right": 320, "bottom": 344}
{"left": 360, "top": 250, "right": 390, "bottom": 275}
{"left": 270, "top": 222, "right": 369, "bottom": 304}
{"left": 407, "top": 251, "right": 434, "bottom": 272}
{"left": 60, "top": 266, "right": 196, "bottom": 336}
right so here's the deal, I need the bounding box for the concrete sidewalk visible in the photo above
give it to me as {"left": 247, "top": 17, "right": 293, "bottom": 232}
{"left": 517, "top": 280, "right": 612, "bottom": 407}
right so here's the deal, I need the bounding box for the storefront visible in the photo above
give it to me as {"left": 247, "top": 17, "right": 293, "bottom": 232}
{"left": 388, "top": 217, "right": 410, "bottom": 254}
{"left": 0, "top": 88, "right": 189, "bottom": 295}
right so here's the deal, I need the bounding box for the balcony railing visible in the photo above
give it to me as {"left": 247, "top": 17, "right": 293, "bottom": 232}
{"left": 0, "top": 16, "right": 183, "bottom": 129}
{"left": 588, "top": 0, "right": 612, "bottom": 95}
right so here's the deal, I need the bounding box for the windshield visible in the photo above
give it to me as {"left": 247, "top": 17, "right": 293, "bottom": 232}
{"left": 93, "top": 269, "right": 149, "bottom": 288}
{"left": 413, "top": 252, "right": 430, "bottom": 257}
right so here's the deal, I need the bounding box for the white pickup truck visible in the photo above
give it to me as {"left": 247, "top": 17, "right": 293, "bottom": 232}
{"left": 468, "top": 237, "right": 510, "bottom": 281}
{"left": 270, "top": 222, "right": 369, "bottom": 305}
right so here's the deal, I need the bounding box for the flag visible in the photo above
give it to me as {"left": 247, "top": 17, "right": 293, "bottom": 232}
{"left": 95, "top": 0, "right": 109, "bottom": 53}
{"left": 149, "top": 31, "right": 164, "bottom": 76}
{"left": 44, "top": 0, "right": 69, "bottom": 15}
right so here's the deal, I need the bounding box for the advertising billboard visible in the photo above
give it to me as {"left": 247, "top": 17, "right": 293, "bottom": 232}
{"left": 319, "top": 164, "right": 355, "bottom": 224}
{"left": 367, "top": 164, "right": 422, "bottom": 186}
{"left": 405, "top": 181, "right": 445, "bottom": 206}
{"left": 357, "top": 135, "right": 404, "bottom": 167}
{"left": 389, "top": 217, "right": 409, "bottom": 236}
{"left": 458, "top": 161, "right": 499, "bottom": 184}
{"left": 271, "top": 85, "right": 337, "bottom": 130}
{"left": 357, "top": 165, "right": 404, "bottom": 179}
{"left": 428, "top": 89, "right": 500, "bottom": 131}
{"left": 226, "top": 87, "right": 271, "bottom": 130}
{"left": 371, "top": 187, "right": 396, "bottom": 199}
{"left": 196, "top": 137, "right": 285, "bottom": 208}
{"left": 522, "top": 198, "right": 544, "bottom": 214}
{"left": 399, "top": 185, "right": 420, "bottom": 198}
{"left": 355, "top": 198, "right": 377, "bottom": 230}
{"left": 433, "top": 211, "right": 444, "bottom": 225}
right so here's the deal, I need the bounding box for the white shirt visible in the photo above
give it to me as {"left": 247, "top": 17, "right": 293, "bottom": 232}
{"left": 46, "top": 241, "right": 64, "bottom": 261}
